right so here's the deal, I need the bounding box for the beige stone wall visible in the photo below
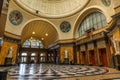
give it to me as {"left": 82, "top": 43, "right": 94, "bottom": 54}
{"left": 5, "top": 0, "right": 117, "bottom": 40}
{"left": 113, "top": 0, "right": 120, "bottom": 14}
{"left": 113, "top": 0, "right": 120, "bottom": 8}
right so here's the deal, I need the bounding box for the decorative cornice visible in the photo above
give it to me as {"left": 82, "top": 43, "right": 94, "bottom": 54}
{"left": 57, "top": 38, "right": 75, "bottom": 43}
{"left": 112, "top": 12, "right": 120, "bottom": 19}
{"left": 107, "top": 13, "right": 120, "bottom": 36}
{"left": 3, "top": 35, "right": 21, "bottom": 44}
{"left": 114, "top": 5, "right": 120, "bottom": 10}
{"left": 4, "top": 31, "right": 21, "bottom": 39}
{"left": 48, "top": 38, "right": 75, "bottom": 49}
{"left": 76, "top": 32, "right": 104, "bottom": 45}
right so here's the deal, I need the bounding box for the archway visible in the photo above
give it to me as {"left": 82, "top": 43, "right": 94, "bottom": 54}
{"left": 21, "top": 20, "right": 59, "bottom": 48}
{"left": 73, "top": 7, "right": 111, "bottom": 38}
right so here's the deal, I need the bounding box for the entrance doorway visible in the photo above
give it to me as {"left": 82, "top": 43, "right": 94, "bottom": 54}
{"left": 99, "top": 48, "right": 108, "bottom": 67}
{"left": 48, "top": 53, "right": 54, "bottom": 63}
{"left": 30, "top": 53, "right": 36, "bottom": 64}
{"left": 89, "top": 50, "right": 96, "bottom": 66}
{"left": 21, "top": 53, "right": 27, "bottom": 63}
{"left": 39, "top": 53, "right": 47, "bottom": 63}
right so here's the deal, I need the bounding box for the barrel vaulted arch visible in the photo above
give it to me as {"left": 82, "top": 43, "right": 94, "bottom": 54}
{"left": 21, "top": 20, "right": 59, "bottom": 48}
{"left": 73, "top": 6, "right": 112, "bottom": 38}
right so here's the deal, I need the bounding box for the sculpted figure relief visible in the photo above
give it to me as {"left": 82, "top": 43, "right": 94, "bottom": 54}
{"left": 64, "top": 49, "right": 68, "bottom": 58}
{"left": 7, "top": 47, "right": 13, "bottom": 58}
{"left": 112, "top": 40, "right": 120, "bottom": 55}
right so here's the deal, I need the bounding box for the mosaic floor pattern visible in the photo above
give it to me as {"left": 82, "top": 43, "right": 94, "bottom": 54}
{"left": 7, "top": 64, "right": 109, "bottom": 80}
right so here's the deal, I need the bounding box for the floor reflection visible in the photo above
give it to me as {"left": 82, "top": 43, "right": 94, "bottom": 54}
{"left": 7, "top": 64, "right": 109, "bottom": 80}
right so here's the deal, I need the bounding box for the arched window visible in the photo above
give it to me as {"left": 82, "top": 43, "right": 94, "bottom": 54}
{"left": 23, "top": 38, "right": 44, "bottom": 48}
{"left": 78, "top": 12, "right": 107, "bottom": 36}
{"left": 23, "top": 40, "right": 30, "bottom": 47}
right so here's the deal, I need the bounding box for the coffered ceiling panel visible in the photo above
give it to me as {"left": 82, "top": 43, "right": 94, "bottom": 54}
{"left": 21, "top": 20, "right": 58, "bottom": 48}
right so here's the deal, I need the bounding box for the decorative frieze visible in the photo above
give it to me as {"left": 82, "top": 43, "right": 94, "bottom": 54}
{"left": 3, "top": 35, "right": 21, "bottom": 44}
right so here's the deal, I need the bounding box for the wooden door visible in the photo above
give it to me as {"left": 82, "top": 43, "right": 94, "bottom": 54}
{"left": 99, "top": 48, "right": 108, "bottom": 67}
{"left": 89, "top": 50, "right": 96, "bottom": 66}
{"left": 77, "top": 51, "right": 80, "bottom": 64}
{"left": 82, "top": 52, "right": 86, "bottom": 65}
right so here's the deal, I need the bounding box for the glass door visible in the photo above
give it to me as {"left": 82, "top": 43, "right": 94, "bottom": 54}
{"left": 40, "top": 53, "right": 46, "bottom": 63}
{"left": 30, "top": 53, "right": 36, "bottom": 64}
{"left": 21, "top": 53, "right": 27, "bottom": 63}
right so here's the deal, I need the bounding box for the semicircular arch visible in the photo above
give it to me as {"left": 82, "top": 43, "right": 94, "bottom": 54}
{"left": 21, "top": 19, "right": 59, "bottom": 48}
{"left": 73, "top": 6, "right": 112, "bottom": 38}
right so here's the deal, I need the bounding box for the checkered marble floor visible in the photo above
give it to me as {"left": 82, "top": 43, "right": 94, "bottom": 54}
{"left": 101, "top": 78, "right": 120, "bottom": 80}
{"left": 7, "top": 64, "right": 110, "bottom": 80}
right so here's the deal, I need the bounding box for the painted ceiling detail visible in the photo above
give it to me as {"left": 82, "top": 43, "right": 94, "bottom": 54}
{"left": 15, "top": 0, "right": 89, "bottom": 18}
{"left": 60, "top": 21, "right": 71, "bottom": 33}
{"left": 9, "top": 10, "right": 23, "bottom": 25}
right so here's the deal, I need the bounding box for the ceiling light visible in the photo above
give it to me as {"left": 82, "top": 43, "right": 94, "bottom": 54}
{"left": 45, "top": 33, "right": 48, "bottom": 36}
{"left": 32, "top": 32, "right": 35, "bottom": 34}
{"left": 41, "top": 38, "right": 44, "bottom": 40}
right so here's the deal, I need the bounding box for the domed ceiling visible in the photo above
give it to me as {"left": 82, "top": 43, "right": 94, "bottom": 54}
{"left": 14, "top": 0, "right": 89, "bottom": 18}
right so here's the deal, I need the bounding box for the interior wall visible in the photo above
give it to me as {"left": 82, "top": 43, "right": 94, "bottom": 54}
{"left": 0, "top": 41, "right": 18, "bottom": 65}
{"left": 5, "top": 0, "right": 116, "bottom": 40}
